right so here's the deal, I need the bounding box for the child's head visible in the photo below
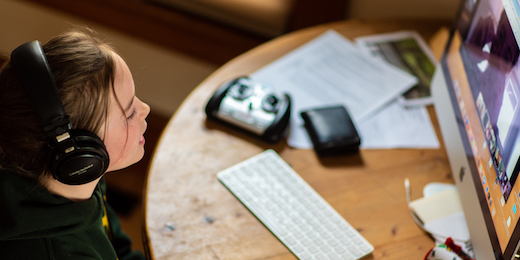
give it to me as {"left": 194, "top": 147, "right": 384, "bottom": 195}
{"left": 0, "top": 29, "right": 150, "bottom": 185}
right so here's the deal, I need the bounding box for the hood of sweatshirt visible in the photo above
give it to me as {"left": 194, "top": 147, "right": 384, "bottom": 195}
{"left": 0, "top": 170, "right": 103, "bottom": 241}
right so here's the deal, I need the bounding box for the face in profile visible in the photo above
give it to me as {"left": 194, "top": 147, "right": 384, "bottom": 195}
{"left": 100, "top": 53, "right": 151, "bottom": 172}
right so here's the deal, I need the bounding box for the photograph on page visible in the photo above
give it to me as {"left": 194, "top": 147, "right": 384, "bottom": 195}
{"left": 356, "top": 31, "right": 438, "bottom": 107}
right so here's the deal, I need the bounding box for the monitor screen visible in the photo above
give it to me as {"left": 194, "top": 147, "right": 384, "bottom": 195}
{"left": 433, "top": 0, "right": 520, "bottom": 258}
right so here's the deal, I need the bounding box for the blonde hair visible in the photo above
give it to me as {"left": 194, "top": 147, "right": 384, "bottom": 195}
{"left": 0, "top": 29, "right": 117, "bottom": 181}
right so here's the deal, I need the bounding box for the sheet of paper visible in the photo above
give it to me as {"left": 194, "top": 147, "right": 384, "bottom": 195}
{"left": 358, "top": 101, "right": 439, "bottom": 149}
{"left": 425, "top": 212, "right": 471, "bottom": 242}
{"left": 251, "top": 30, "right": 418, "bottom": 148}
{"left": 409, "top": 188, "right": 463, "bottom": 224}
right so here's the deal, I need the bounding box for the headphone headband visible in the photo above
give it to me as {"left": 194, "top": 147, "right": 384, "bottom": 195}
{"left": 10, "top": 41, "right": 72, "bottom": 137}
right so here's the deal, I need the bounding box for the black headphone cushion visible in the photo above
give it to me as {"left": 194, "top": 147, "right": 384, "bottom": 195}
{"left": 51, "top": 129, "right": 110, "bottom": 185}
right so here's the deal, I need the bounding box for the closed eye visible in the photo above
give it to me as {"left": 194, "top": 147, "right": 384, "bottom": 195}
{"left": 126, "top": 109, "right": 136, "bottom": 120}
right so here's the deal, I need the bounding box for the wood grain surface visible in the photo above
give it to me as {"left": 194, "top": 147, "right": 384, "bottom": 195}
{"left": 145, "top": 19, "right": 454, "bottom": 260}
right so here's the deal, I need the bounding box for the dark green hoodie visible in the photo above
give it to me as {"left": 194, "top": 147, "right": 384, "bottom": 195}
{"left": 0, "top": 170, "right": 144, "bottom": 260}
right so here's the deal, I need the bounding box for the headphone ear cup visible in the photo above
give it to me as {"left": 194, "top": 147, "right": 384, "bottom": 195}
{"left": 51, "top": 129, "right": 110, "bottom": 185}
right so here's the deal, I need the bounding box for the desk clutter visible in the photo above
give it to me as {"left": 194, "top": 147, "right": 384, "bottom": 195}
{"left": 205, "top": 76, "right": 362, "bottom": 155}
{"left": 206, "top": 30, "right": 441, "bottom": 153}
{"left": 407, "top": 182, "right": 474, "bottom": 259}
{"left": 217, "top": 150, "right": 374, "bottom": 259}
{"left": 250, "top": 30, "right": 439, "bottom": 150}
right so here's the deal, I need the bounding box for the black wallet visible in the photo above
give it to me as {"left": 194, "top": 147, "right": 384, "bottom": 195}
{"left": 301, "top": 106, "right": 361, "bottom": 156}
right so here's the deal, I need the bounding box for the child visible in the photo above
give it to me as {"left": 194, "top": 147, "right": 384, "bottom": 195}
{"left": 0, "top": 29, "right": 150, "bottom": 260}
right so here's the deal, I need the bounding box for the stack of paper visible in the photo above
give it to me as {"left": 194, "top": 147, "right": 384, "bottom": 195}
{"left": 251, "top": 30, "right": 440, "bottom": 149}
{"left": 409, "top": 186, "right": 473, "bottom": 257}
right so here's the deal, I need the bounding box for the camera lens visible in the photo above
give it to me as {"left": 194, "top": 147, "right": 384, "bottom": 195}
{"left": 229, "top": 83, "right": 253, "bottom": 100}
{"left": 262, "top": 94, "right": 280, "bottom": 112}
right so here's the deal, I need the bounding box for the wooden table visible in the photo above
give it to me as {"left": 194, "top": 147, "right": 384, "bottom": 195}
{"left": 144, "top": 19, "right": 454, "bottom": 260}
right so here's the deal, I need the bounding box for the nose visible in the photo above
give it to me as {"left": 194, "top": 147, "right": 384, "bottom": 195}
{"left": 138, "top": 97, "right": 151, "bottom": 119}
{"left": 143, "top": 102, "right": 151, "bottom": 118}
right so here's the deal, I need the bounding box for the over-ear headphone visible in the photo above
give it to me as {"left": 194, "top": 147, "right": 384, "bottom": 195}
{"left": 10, "top": 41, "right": 110, "bottom": 185}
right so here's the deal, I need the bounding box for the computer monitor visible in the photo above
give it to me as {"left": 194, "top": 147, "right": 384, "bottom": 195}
{"left": 432, "top": 0, "right": 520, "bottom": 259}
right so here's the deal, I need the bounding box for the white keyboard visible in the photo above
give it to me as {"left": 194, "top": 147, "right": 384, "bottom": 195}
{"left": 217, "top": 149, "right": 374, "bottom": 260}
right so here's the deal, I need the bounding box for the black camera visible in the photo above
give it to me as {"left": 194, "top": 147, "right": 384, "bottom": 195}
{"left": 205, "top": 76, "right": 291, "bottom": 143}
